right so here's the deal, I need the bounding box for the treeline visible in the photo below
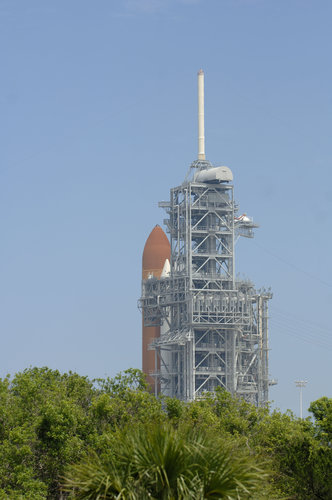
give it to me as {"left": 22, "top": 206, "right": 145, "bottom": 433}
{"left": 0, "top": 367, "right": 331, "bottom": 499}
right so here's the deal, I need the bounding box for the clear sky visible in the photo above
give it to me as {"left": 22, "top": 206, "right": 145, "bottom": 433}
{"left": 1, "top": 0, "right": 331, "bottom": 417}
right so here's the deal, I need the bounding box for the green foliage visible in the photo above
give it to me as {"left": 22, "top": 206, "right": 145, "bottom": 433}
{"left": 0, "top": 366, "right": 330, "bottom": 499}
{"left": 309, "top": 396, "right": 332, "bottom": 442}
{"left": 0, "top": 367, "right": 95, "bottom": 498}
{"left": 172, "top": 390, "right": 332, "bottom": 499}
{"left": 250, "top": 409, "right": 331, "bottom": 499}
{"left": 163, "top": 396, "right": 183, "bottom": 422}
{"left": 64, "top": 422, "right": 270, "bottom": 499}
{"left": 0, "top": 367, "right": 164, "bottom": 498}
{"left": 94, "top": 368, "right": 148, "bottom": 395}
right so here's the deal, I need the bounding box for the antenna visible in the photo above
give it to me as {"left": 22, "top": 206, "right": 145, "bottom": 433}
{"left": 198, "top": 69, "right": 205, "bottom": 160}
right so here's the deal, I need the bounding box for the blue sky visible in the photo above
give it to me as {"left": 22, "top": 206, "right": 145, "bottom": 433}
{"left": 1, "top": 0, "right": 331, "bottom": 417}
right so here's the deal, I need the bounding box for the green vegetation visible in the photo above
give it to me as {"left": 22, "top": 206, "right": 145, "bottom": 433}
{"left": 64, "top": 423, "right": 270, "bottom": 499}
{"left": 0, "top": 367, "right": 331, "bottom": 499}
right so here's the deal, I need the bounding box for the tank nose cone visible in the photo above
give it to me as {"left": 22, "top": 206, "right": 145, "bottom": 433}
{"left": 142, "top": 225, "right": 171, "bottom": 279}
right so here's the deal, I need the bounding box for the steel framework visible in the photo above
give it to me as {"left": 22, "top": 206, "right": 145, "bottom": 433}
{"left": 140, "top": 161, "right": 273, "bottom": 405}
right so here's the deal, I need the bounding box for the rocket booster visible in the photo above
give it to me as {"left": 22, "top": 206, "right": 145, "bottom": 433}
{"left": 142, "top": 225, "right": 170, "bottom": 393}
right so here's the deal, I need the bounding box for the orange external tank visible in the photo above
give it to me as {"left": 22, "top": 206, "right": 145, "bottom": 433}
{"left": 142, "top": 225, "right": 171, "bottom": 393}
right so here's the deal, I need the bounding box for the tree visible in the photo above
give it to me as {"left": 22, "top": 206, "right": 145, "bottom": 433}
{"left": 64, "top": 421, "right": 271, "bottom": 499}
{"left": 167, "top": 389, "right": 332, "bottom": 499}
{"left": 0, "top": 367, "right": 331, "bottom": 499}
{"left": 0, "top": 367, "right": 163, "bottom": 498}
{"left": 309, "top": 397, "right": 332, "bottom": 443}
{"left": 0, "top": 368, "right": 95, "bottom": 498}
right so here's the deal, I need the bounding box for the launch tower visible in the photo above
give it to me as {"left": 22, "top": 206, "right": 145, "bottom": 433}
{"left": 140, "top": 71, "right": 273, "bottom": 405}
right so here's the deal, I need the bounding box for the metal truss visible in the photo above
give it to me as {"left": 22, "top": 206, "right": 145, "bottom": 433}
{"left": 140, "top": 167, "right": 273, "bottom": 406}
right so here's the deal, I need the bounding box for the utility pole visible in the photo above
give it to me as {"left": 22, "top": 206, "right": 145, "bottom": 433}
{"left": 295, "top": 380, "right": 307, "bottom": 419}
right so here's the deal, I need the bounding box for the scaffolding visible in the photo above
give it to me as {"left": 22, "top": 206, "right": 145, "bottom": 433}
{"left": 140, "top": 161, "right": 273, "bottom": 405}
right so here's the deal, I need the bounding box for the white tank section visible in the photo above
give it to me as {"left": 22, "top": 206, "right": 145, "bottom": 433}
{"left": 160, "top": 258, "right": 170, "bottom": 278}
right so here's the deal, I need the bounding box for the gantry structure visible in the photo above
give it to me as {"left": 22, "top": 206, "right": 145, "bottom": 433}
{"left": 140, "top": 70, "right": 274, "bottom": 405}
{"left": 140, "top": 159, "right": 273, "bottom": 405}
